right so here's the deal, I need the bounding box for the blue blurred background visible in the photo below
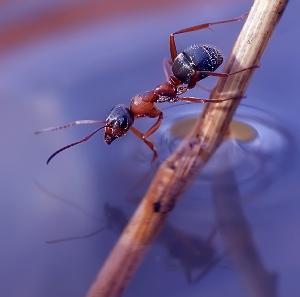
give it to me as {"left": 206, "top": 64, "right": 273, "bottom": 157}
{"left": 0, "top": 0, "right": 299, "bottom": 296}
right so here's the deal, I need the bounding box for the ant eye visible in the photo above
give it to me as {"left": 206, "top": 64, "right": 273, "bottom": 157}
{"left": 119, "top": 116, "right": 128, "bottom": 129}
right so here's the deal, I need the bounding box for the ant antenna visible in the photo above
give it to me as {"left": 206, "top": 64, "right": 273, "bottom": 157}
{"left": 35, "top": 120, "right": 105, "bottom": 134}
{"left": 46, "top": 125, "right": 107, "bottom": 164}
{"left": 35, "top": 119, "right": 107, "bottom": 164}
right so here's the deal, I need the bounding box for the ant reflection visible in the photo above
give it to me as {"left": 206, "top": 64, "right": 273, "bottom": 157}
{"left": 158, "top": 224, "right": 221, "bottom": 283}
{"left": 39, "top": 181, "right": 222, "bottom": 284}
{"left": 104, "top": 203, "right": 222, "bottom": 284}
{"left": 36, "top": 13, "right": 257, "bottom": 163}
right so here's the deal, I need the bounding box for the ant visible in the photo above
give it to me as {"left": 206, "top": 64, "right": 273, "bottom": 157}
{"left": 36, "top": 13, "right": 256, "bottom": 164}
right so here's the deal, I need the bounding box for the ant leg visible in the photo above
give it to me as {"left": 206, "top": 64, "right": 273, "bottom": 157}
{"left": 169, "top": 13, "right": 248, "bottom": 62}
{"left": 179, "top": 95, "right": 244, "bottom": 104}
{"left": 143, "top": 110, "right": 163, "bottom": 139}
{"left": 163, "top": 59, "right": 187, "bottom": 94}
{"left": 130, "top": 126, "right": 158, "bottom": 161}
{"left": 195, "top": 65, "right": 258, "bottom": 80}
{"left": 163, "top": 58, "right": 173, "bottom": 80}
{"left": 186, "top": 65, "right": 258, "bottom": 89}
{"left": 130, "top": 109, "right": 163, "bottom": 161}
{"left": 196, "top": 83, "right": 212, "bottom": 93}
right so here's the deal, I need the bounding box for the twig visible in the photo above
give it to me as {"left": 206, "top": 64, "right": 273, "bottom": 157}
{"left": 86, "top": 1, "right": 288, "bottom": 296}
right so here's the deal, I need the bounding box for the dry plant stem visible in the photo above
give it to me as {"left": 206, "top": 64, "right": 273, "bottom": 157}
{"left": 86, "top": 1, "right": 288, "bottom": 296}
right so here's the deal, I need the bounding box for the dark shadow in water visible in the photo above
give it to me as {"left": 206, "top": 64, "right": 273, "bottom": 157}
{"left": 37, "top": 182, "right": 223, "bottom": 285}
{"left": 103, "top": 202, "right": 224, "bottom": 285}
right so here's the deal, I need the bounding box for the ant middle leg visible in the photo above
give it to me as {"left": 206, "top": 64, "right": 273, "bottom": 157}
{"left": 169, "top": 13, "right": 248, "bottom": 61}
{"left": 130, "top": 109, "right": 163, "bottom": 161}
{"left": 186, "top": 65, "right": 259, "bottom": 90}
{"left": 130, "top": 126, "right": 158, "bottom": 161}
{"left": 179, "top": 95, "right": 244, "bottom": 104}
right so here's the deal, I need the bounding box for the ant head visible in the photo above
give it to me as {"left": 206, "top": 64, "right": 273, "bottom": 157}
{"left": 104, "top": 104, "right": 134, "bottom": 144}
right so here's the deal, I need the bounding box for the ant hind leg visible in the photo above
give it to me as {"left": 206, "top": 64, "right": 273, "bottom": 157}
{"left": 169, "top": 13, "right": 248, "bottom": 62}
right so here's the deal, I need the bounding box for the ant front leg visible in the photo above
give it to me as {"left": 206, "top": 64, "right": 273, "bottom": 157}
{"left": 130, "top": 107, "right": 163, "bottom": 161}
{"left": 169, "top": 13, "right": 248, "bottom": 62}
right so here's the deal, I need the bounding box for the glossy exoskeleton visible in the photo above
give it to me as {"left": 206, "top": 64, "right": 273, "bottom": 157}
{"left": 172, "top": 44, "right": 223, "bottom": 85}
{"left": 36, "top": 13, "right": 257, "bottom": 163}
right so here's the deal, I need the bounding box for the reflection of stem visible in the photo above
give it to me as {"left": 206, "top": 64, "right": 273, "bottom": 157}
{"left": 86, "top": 1, "right": 288, "bottom": 296}
{"left": 212, "top": 159, "right": 278, "bottom": 297}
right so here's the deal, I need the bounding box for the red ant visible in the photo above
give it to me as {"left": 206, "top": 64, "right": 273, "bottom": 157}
{"left": 36, "top": 13, "right": 256, "bottom": 164}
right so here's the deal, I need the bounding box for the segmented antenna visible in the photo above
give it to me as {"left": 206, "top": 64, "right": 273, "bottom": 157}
{"left": 35, "top": 120, "right": 107, "bottom": 164}
{"left": 46, "top": 125, "right": 107, "bottom": 164}
{"left": 35, "top": 120, "right": 105, "bottom": 134}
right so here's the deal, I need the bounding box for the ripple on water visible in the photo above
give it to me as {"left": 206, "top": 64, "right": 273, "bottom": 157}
{"left": 144, "top": 103, "right": 296, "bottom": 199}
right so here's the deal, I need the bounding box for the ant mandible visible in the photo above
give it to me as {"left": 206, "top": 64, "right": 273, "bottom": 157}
{"left": 36, "top": 13, "right": 256, "bottom": 164}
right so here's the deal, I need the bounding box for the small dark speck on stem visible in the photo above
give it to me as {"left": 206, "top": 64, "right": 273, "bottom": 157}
{"left": 153, "top": 201, "right": 161, "bottom": 212}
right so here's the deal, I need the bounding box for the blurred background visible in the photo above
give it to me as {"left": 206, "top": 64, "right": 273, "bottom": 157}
{"left": 0, "top": 0, "right": 299, "bottom": 296}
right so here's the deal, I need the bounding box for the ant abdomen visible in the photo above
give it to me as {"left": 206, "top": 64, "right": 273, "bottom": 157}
{"left": 172, "top": 44, "right": 223, "bottom": 84}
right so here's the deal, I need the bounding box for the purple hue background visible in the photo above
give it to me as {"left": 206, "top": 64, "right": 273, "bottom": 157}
{"left": 0, "top": 0, "right": 299, "bottom": 296}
